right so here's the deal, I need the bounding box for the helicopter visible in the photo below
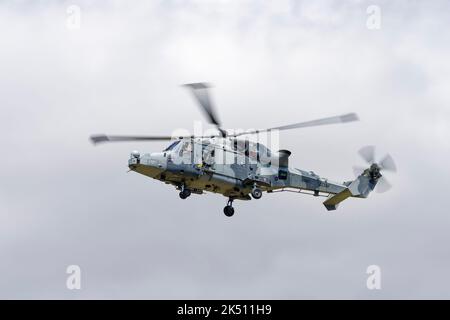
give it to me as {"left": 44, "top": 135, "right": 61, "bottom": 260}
{"left": 90, "top": 83, "right": 396, "bottom": 217}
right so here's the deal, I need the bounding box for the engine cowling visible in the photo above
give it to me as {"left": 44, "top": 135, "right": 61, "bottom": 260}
{"left": 276, "top": 149, "right": 291, "bottom": 168}
{"left": 276, "top": 149, "right": 291, "bottom": 180}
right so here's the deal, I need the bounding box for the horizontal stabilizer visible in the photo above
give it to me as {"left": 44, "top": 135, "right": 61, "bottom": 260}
{"left": 323, "top": 188, "right": 352, "bottom": 211}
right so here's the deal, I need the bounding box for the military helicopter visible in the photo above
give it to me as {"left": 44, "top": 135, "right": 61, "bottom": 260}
{"left": 90, "top": 83, "right": 396, "bottom": 217}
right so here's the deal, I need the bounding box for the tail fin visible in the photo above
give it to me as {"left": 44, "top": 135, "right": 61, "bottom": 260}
{"left": 323, "top": 170, "right": 378, "bottom": 211}
{"left": 323, "top": 147, "right": 397, "bottom": 211}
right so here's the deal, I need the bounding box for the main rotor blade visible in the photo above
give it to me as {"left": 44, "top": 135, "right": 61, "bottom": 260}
{"left": 183, "top": 83, "right": 221, "bottom": 127}
{"left": 90, "top": 133, "right": 224, "bottom": 144}
{"left": 229, "top": 113, "right": 359, "bottom": 137}
{"left": 90, "top": 134, "right": 174, "bottom": 144}
{"left": 379, "top": 154, "right": 397, "bottom": 172}
{"left": 358, "top": 145, "right": 376, "bottom": 164}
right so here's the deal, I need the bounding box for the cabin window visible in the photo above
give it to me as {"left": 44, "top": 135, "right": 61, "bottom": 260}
{"left": 179, "top": 141, "right": 193, "bottom": 156}
{"left": 202, "top": 144, "right": 215, "bottom": 165}
{"left": 257, "top": 143, "right": 272, "bottom": 167}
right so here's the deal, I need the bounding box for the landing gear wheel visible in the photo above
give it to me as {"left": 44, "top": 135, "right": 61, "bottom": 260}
{"left": 223, "top": 205, "right": 235, "bottom": 217}
{"left": 223, "top": 198, "right": 235, "bottom": 217}
{"left": 251, "top": 188, "right": 262, "bottom": 199}
{"left": 179, "top": 189, "right": 191, "bottom": 199}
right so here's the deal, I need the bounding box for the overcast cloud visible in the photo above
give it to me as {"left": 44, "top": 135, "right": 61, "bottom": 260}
{"left": 1, "top": 0, "right": 450, "bottom": 299}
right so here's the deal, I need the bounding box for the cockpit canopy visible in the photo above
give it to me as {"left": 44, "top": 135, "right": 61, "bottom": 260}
{"left": 163, "top": 140, "right": 181, "bottom": 151}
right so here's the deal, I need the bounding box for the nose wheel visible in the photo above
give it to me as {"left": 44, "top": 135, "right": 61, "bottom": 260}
{"left": 223, "top": 198, "right": 235, "bottom": 217}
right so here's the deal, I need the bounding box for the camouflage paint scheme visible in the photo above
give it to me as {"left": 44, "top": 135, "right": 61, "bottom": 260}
{"left": 128, "top": 138, "right": 379, "bottom": 210}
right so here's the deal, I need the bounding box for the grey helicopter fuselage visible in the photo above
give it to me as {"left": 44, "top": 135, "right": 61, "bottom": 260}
{"left": 127, "top": 137, "right": 375, "bottom": 209}
{"left": 92, "top": 82, "right": 395, "bottom": 216}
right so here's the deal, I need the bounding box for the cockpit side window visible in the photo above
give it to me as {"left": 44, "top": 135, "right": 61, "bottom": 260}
{"left": 257, "top": 143, "right": 272, "bottom": 167}
{"left": 179, "top": 141, "right": 193, "bottom": 156}
{"left": 202, "top": 143, "right": 215, "bottom": 166}
{"left": 163, "top": 140, "right": 180, "bottom": 151}
{"left": 233, "top": 139, "right": 249, "bottom": 154}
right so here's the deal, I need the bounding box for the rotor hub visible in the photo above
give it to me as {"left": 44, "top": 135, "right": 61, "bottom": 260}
{"left": 369, "top": 163, "right": 382, "bottom": 180}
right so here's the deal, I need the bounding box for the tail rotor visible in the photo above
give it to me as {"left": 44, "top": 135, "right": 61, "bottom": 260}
{"left": 354, "top": 146, "right": 397, "bottom": 193}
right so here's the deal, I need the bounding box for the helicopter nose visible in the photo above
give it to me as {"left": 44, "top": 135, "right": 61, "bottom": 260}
{"left": 128, "top": 151, "right": 167, "bottom": 171}
{"left": 131, "top": 150, "right": 140, "bottom": 159}
{"left": 129, "top": 150, "right": 141, "bottom": 168}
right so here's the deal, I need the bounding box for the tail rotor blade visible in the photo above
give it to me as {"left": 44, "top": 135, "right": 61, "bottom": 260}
{"left": 376, "top": 176, "right": 392, "bottom": 193}
{"left": 358, "top": 145, "right": 376, "bottom": 164}
{"left": 379, "top": 154, "right": 397, "bottom": 172}
{"left": 352, "top": 165, "right": 366, "bottom": 177}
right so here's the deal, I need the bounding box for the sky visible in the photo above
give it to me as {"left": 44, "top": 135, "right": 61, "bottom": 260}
{"left": 0, "top": 0, "right": 450, "bottom": 299}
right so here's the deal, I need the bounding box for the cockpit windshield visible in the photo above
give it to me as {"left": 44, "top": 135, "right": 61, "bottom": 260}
{"left": 163, "top": 140, "right": 180, "bottom": 151}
